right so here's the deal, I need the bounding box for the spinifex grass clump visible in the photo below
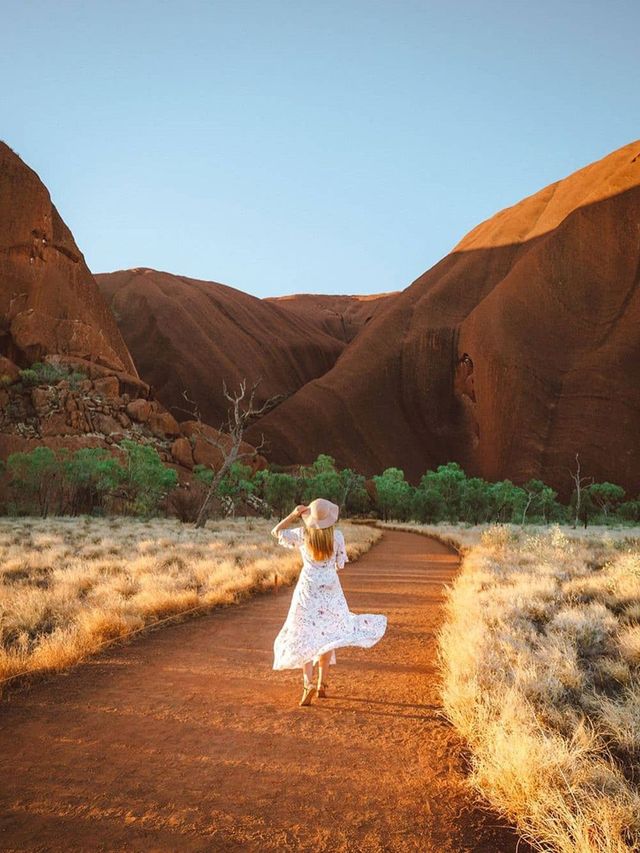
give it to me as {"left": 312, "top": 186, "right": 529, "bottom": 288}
{"left": 438, "top": 523, "right": 640, "bottom": 852}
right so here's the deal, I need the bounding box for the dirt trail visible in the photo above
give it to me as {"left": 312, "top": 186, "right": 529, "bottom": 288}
{"left": 0, "top": 529, "right": 527, "bottom": 852}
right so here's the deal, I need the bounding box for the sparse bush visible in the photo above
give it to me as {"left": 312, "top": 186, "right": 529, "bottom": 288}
{"left": 254, "top": 470, "right": 297, "bottom": 516}
{"left": 62, "top": 448, "right": 125, "bottom": 515}
{"left": 118, "top": 440, "right": 178, "bottom": 517}
{"left": 7, "top": 447, "right": 65, "bottom": 516}
{"left": 18, "top": 361, "right": 86, "bottom": 388}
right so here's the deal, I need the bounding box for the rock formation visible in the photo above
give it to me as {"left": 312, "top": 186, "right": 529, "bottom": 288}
{"left": 0, "top": 364, "right": 265, "bottom": 476}
{"left": 264, "top": 292, "right": 396, "bottom": 343}
{"left": 245, "top": 140, "right": 640, "bottom": 498}
{"left": 0, "top": 143, "right": 265, "bottom": 479}
{"left": 0, "top": 142, "right": 136, "bottom": 377}
{"left": 96, "top": 269, "right": 347, "bottom": 428}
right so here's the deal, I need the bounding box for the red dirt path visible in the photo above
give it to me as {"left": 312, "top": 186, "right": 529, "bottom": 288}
{"left": 0, "top": 530, "right": 528, "bottom": 852}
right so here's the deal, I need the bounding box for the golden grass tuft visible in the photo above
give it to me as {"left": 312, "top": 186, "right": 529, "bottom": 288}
{"left": 424, "top": 522, "right": 640, "bottom": 853}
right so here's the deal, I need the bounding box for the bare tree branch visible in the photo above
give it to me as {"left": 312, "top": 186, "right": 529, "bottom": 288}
{"left": 186, "top": 378, "right": 280, "bottom": 528}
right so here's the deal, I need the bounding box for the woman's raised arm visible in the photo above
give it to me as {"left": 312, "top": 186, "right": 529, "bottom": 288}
{"left": 270, "top": 505, "right": 308, "bottom": 538}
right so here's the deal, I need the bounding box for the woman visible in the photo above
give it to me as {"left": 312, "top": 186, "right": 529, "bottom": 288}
{"left": 271, "top": 498, "right": 387, "bottom": 707}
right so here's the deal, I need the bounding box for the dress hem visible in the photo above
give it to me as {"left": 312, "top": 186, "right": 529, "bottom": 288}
{"left": 272, "top": 618, "right": 387, "bottom": 671}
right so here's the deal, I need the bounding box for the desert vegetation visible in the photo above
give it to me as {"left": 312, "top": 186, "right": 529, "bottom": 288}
{"left": 0, "top": 517, "right": 381, "bottom": 686}
{"left": 430, "top": 522, "right": 640, "bottom": 852}
{"left": 3, "top": 445, "right": 639, "bottom": 531}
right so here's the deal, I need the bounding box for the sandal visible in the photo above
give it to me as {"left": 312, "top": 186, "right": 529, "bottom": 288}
{"left": 299, "top": 681, "right": 317, "bottom": 707}
{"left": 317, "top": 679, "right": 329, "bottom": 699}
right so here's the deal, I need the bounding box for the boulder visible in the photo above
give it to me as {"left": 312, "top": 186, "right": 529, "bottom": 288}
{"left": 148, "top": 410, "right": 180, "bottom": 438}
{"left": 0, "top": 357, "right": 20, "bottom": 383}
{"left": 126, "top": 399, "right": 153, "bottom": 423}
{"left": 31, "top": 386, "right": 57, "bottom": 417}
{"left": 170, "top": 436, "right": 194, "bottom": 469}
{"left": 93, "top": 375, "right": 120, "bottom": 398}
{"left": 41, "top": 412, "right": 76, "bottom": 437}
{"left": 92, "top": 413, "right": 123, "bottom": 436}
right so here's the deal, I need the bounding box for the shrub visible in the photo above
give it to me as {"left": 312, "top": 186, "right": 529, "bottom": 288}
{"left": 340, "top": 468, "right": 371, "bottom": 515}
{"left": 298, "top": 454, "right": 343, "bottom": 504}
{"left": 62, "top": 448, "right": 125, "bottom": 515}
{"left": 7, "top": 447, "right": 64, "bottom": 516}
{"left": 372, "top": 467, "right": 412, "bottom": 521}
{"left": 118, "top": 440, "right": 178, "bottom": 517}
{"left": 254, "top": 470, "right": 298, "bottom": 517}
{"left": 217, "top": 462, "right": 255, "bottom": 513}
{"left": 18, "top": 361, "right": 86, "bottom": 388}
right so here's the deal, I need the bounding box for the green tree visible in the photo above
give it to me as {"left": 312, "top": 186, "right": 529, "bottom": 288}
{"left": 488, "top": 479, "right": 528, "bottom": 523}
{"left": 418, "top": 462, "right": 467, "bottom": 521}
{"left": 569, "top": 486, "right": 596, "bottom": 528}
{"left": 217, "top": 462, "right": 255, "bottom": 516}
{"left": 373, "top": 467, "right": 412, "bottom": 520}
{"left": 63, "top": 448, "right": 125, "bottom": 515}
{"left": 7, "top": 446, "right": 64, "bottom": 516}
{"left": 410, "top": 484, "right": 445, "bottom": 523}
{"left": 520, "top": 479, "right": 560, "bottom": 523}
{"left": 587, "top": 482, "right": 626, "bottom": 519}
{"left": 254, "top": 470, "right": 298, "bottom": 517}
{"left": 299, "top": 454, "right": 342, "bottom": 504}
{"left": 460, "top": 477, "right": 494, "bottom": 524}
{"left": 617, "top": 500, "right": 640, "bottom": 523}
{"left": 119, "top": 439, "right": 178, "bottom": 516}
{"left": 339, "top": 468, "right": 371, "bottom": 515}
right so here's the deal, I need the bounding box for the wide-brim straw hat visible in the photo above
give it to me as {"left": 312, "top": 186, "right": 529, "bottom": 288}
{"left": 302, "top": 498, "right": 339, "bottom": 529}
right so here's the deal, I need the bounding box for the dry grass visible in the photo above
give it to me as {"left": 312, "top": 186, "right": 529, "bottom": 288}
{"left": 417, "top": 521, "right": 640, "bottom": 853}
{"left": 0, "top": 517, "right": 381, "bottom": 685}
{"left": 377, "top": 519, "right": 640, "bottom": 553}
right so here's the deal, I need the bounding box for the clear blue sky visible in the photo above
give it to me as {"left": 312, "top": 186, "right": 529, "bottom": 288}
{"left": 3, "top": 0, "right": 639, "bottom": 297}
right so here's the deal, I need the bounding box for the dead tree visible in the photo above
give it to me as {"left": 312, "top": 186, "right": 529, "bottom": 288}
{"left": 568, "top": 452, "right": 594, "bottom": 529}
{"left": 181, "top": 379, "right": 280, "bottom": 529}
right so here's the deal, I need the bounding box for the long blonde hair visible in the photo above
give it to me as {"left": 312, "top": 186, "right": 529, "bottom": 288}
{"left": 303, "top": 525, "right": 335, "bottom": 561}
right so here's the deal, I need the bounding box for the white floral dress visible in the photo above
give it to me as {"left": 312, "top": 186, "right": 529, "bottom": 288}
{"left": 272, "top": 526, "right": 387, "bottom": 670}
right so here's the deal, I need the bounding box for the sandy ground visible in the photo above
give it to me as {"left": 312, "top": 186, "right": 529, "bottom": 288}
{"left": 0, "top": 529, "right": 529, "bottom": 852}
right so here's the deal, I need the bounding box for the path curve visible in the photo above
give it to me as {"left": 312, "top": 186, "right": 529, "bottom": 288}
{"left": 0, "top": 529, "right": 528, "bottom": 852}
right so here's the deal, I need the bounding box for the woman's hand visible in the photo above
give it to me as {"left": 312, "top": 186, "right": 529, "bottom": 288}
{"left": 271, "top": 505, "right": 308, "bottom": 537}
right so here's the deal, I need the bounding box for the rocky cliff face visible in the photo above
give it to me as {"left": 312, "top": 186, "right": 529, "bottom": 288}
{"left": 95, "top": 268, "right": 348, "bottom": 428}
{"left": 245, "top": 140, "right": 640, "bottom": 498}
{"left": 0, "top": 144, "right": 265, "bottom": 478}
{"left": 0, "top": 142, "right": 136, "bottom": 376}
{"left": 0, "top": 358, "right": 265, "bottom": 475}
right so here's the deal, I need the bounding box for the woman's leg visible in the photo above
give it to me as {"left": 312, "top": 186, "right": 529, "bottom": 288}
{"left": 317, "top": 651, "right": 332, "bottom": 685}
{"left": 303, "top": 660, "right": 314, "bottom": 686}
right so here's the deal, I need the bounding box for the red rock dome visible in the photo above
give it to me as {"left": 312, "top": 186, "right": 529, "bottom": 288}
{"left": 245, "top": 140, "right": 640, "bottom": 498}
